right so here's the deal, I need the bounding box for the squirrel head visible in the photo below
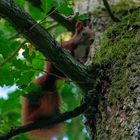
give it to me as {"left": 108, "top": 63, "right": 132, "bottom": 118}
{"left": 74, "top": 21, "right": 95, "bottom": 46}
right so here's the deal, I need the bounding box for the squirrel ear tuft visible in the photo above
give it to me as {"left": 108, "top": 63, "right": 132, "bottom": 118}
{"left": 76, "top": 21, "right": 84, "bottom": 33}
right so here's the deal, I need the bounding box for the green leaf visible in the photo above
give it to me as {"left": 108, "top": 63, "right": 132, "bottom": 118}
{"left": 22, "top": 45, "right": 36, "bottom": 63}
{"left": 0, "top": 20, "right": 16, "bottom": 36}
{"left": 32, "top": 57, "right": 44, "bottom": 70}
{"left": 28, "top": 3, "right": 45, "bottom": 20}
{"left": 58, "top": 81, "right": 81, "bottom": 111}
{"left": 0, "top": 64, "right": 15, "bottom": 86}
{"left": 16, "top": 71, "right": 34, "bottom": 86}
{"left": 41, "top": 0, "right": 55, "bottom": 13}
{"left": 0, "top": 34, "right": 19, "bottom": 59}
{"left": 12, "top": 59, "right": 29, "bottom": 70}
{"left": 58, "top": 6, "right": 73, "bottom": 16}
{"left": 14, "top": 0, "right": 25, "bottom": 7}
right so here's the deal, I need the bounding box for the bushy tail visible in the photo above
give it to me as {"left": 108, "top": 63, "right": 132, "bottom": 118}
{"left": 21, "top": 61, "right": 64, "bottom": 140}
{"left": 21, "top": 92, "right": 63, "bottom": 140}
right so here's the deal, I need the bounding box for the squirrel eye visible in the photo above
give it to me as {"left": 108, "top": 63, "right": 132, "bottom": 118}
{"left": 82, "top": 32, "right": 87, "bottom": 36}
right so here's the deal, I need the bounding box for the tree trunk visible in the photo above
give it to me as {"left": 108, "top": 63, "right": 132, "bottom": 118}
{"left": 90, "top": 8, "right": 140, "bottom": 140}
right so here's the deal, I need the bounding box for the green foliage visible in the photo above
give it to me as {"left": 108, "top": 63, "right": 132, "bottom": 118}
{"left": 94, "top": 9, "right": 140, "bottom": 64}
{"left": 0, "top": 91, "right": 20, "bottom": 134}
{"left": 0, "top": 0, "right": 89, "bottom": 140}
{"left": 41, "top": 0, "right": 55, "bottom": 13}
{"left": 94, "top": 9, "right": 140, "bottom": 103}
{"left": 41, "top": 0, "right": 74, "bottom": 15}
{"left": 112, "top": 0, "right": 139, "bottom": 14}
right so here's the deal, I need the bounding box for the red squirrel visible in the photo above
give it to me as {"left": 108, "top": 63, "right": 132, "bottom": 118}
{"left": 21, "top": 21, "right": 94, "bottom": 140}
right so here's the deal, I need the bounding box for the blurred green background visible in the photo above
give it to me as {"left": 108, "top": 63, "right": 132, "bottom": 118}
{"left": 0, "top": 0, "right": 90, "bottom": 139}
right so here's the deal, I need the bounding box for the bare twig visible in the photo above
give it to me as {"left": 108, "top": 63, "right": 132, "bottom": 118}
{"left": 7, "top": 22, "right": 58, "bottom": 40}
{"left": 46, "top": 22, "right": 59, "bottom": 30}
{"left": 102, "top": 0, "right": 120, "bottom": 22}
{"left": 7, "top": 33, "right": 19, "bottom": 40}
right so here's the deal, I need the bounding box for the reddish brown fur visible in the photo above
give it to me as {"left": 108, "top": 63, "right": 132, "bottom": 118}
{"left": 21, "top": 21, "right": 94, "bottom": 140}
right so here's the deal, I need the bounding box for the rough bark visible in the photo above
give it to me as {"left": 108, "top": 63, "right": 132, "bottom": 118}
{"left": 92, "top": 8, "right": 140, "bottom": 140}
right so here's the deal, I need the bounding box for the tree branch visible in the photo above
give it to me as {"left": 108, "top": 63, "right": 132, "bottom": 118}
{"left": 0, "top": 0, "right": 94, "bottom": 94}
{"left": 46, "top": 22, "right": 58, "bottom": 30}
{"left": 102, "top": 0, "right": 120, "bottom": 22}
{"left": 7, "top": 23, "right": 58, "bottom": 40}
{"left": 48, "top": 8, "right": 76, "bottom": 32}
{"left": 0, "top": 103, "right": 87, "bottom": 140}
{"left": 7, "top": 33, "right": 19, "bottom": 40}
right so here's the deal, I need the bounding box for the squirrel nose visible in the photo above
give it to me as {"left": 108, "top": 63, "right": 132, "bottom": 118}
{"left": 90, "top": 38, "right": 94, "bottom": 44}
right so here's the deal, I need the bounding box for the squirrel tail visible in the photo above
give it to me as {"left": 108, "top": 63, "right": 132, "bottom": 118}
{"left": 21, "top": 62, "right": 64, "bottom": 140}
{"left": 21, "top": 95, "right": 63, "bottom": 140}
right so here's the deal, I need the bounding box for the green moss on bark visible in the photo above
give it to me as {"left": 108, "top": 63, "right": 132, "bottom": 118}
{"left": 94, "top": 8, "right": 140, "bottom": 140}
